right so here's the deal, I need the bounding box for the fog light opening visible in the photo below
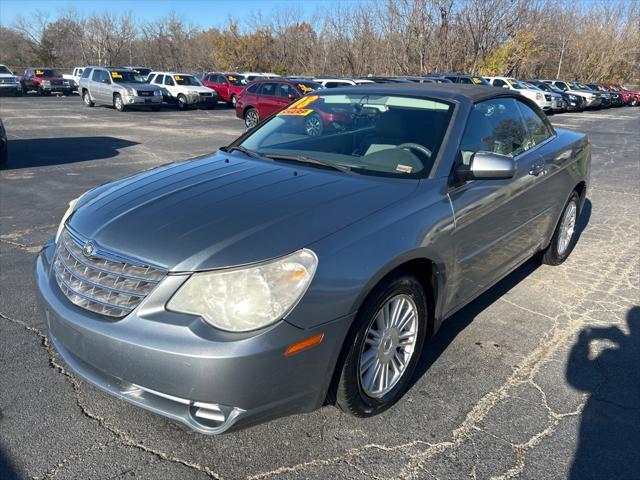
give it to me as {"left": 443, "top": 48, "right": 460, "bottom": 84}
{"left": 190, "top": 402, "right": 228, "bottom": 428}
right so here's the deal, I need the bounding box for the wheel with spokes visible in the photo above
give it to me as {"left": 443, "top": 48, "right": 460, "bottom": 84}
{"left": 541, "top": 191, "right": 580, "bottom": 265}
{"left": 336, "top": 271, "right": 428, "bottom": 416}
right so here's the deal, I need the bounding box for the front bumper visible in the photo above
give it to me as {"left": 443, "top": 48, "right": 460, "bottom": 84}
{"left": 185, "top": 93, "right": 217, "bottom": 105}
{"left": 123, "top": 93, "right": 162, "bottom": 105}
{"left": 0, "top": 83, "right": 21, "bottom": 94}
{"left": 35, "top": 244, "right": 351, "bottom": 433}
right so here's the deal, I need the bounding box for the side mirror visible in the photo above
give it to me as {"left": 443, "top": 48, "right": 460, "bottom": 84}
{"left": 287, "top": 93, "right": 298, "bottom": 100}
{"left": 457, "top": 151, "right": 516, "bottom": 181}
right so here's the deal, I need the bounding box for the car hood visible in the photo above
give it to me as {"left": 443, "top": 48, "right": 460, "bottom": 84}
{"left": 69, "top": 152, "right": 416, "bottom": 272}
{"left": 184, "top": 86, "right": 215, "bottom": 94}
{"left": 118, "top": 82, "right": 159, "bottom": 91}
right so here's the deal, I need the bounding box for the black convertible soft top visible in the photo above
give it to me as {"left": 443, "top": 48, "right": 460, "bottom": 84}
{"left": 321, "top": 83, "right": 513, "bottom": 104}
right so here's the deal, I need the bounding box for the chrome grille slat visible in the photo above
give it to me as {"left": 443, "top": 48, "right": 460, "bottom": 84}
{"left": 61, "top": 231, "right": 164, "bottom": 282}
{"left": 53, "top": 228, "right": 167, "bottom": 318}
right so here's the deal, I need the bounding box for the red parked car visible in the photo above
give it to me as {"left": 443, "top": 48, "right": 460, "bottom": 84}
{"left": 200, "top": 72, "right": 247, "bottom": 107}
{"left": 20, "top": 67, "right": 72, "bottom": 96}
{"left": 615, "top": 84, "right": 640, "bottom": 106}
{"left": 235, "top": 78, "right": 332, "bottom": 131}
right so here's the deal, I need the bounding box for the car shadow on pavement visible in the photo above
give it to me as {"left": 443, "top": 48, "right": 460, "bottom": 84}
{"left": 409, "top": 198, "right": 592, "bottom": 390}
{"left": 566, "top": 306, "right": 640, "bottom": 480}
{"left": 0, "top": 443, "right": 21, "bottom": 480}
{"left": 1, "top": 136, "right": 138, "bottom": 170}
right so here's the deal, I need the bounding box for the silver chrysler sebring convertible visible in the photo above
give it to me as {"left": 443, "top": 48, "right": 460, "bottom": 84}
{"left": 35, "top": 84, "right": 590, "bottom": 434}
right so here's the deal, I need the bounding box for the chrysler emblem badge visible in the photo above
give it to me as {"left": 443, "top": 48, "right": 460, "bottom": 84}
{"left": 83, "top": 242, "right": 95, "bottom": 257}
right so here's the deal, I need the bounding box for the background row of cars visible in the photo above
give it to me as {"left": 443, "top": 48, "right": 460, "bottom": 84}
{"left": 1, "top": 63, "right": 639, "bottom": 117}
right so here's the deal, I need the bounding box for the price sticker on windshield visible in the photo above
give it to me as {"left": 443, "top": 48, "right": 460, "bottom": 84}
{"left": 472, "top": 77, "right": 483, "bottom": 84}
{"left": 278, "top": 108, "right": 314, "bottom": 116}
{"left": 288, "top": 95, "right": 319, "bottom": 109}
{"left": 175, "top": 75, "right": 183, "bottom": 81}
{"left": 227, "top": 76, "right": 237, "bottom": 81}
{"left": 35, "top": 70, "right": 44, "bottom": 76}
{"left": 111, "top": 72, "right": 123, "bottom": 79}
{"left": 507, "top": 79, "right": 516, "bottom": 86}
{"left": 298, "top": 84, "right": 314, "bottom": 94}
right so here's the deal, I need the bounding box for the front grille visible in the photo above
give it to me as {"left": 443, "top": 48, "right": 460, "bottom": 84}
{"left": 137, "top": 90, "right": 153, "bottom": 96}
{"left": 199, "top": 92, "right": 212, "bottom": 97}
{"left": 53, "top": 228, "right": 166, "bottom": 318}
{"left": 0, "top": 78, "right": 16, "bottom": 84}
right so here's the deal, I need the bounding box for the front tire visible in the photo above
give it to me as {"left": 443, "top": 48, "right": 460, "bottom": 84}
{"left": 176, "top": 94, "right": 187, "bottom": 110}
{"left": 113, "top": 94, "right": 125, "bottom": 112}
{"left": 83, "top": 91, "right": 94, "bottom": 107}
{"left": 541, "top": 192, "right": 580, "bottom": 265}
{"left": 336, "top": 272, "right": 428, "bottom": 417}
{"left": 229, "top": 94, "right": 237, "bottom": 108}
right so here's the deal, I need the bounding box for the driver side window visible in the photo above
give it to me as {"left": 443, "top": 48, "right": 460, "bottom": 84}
{"left": 459, "top": 98, "right": 527, "bottom": 165}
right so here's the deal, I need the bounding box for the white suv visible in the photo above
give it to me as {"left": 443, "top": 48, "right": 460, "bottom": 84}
{"left": 148, "top": 72, "right": 218, "bottom": 109}
{"left": 486, "top": 76, "right": 551, "bottom": 111}
{"left": 0, "top": 64, "right": 22, "bottom": 96}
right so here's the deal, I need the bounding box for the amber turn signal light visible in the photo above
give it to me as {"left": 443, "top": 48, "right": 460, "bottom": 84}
{"left": 284, "top": 333, "right": 324, "bottom": 357}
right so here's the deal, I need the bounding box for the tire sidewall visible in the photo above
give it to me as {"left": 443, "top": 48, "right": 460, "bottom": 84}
{"left": 114, "top": 94, "right": 124, "bottom": 111}
{"left": 245, "top": 108, "right": 258, "bottom": 129}
{"left": 338, "top": 273, "right": 428, "bottom": 416}
{"left": 546, "top": 192, "right": 580, "bottom": 263}
{"left": 177, "top": 94, "right": 187, "bottom": 110}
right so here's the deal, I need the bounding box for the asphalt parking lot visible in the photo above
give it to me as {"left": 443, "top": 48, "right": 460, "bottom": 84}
{"left": 1, "top": 95, "right": 638, "bottom": 480}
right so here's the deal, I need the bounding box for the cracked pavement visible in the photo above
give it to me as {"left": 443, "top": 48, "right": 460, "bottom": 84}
{"left": 1, "top": 97, "right": 638, "bottom": 479}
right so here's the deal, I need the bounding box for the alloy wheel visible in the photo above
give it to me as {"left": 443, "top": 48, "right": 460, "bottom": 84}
{"left": 304, "top": 114, "right": 323, "bottom": 136}
{"left": 359, "top": 294, "right": 418, "bottom": 398}
{"left": 558, "top": 200, "right": 577, "bottom": 255}
{"left": 245, "top": 110, "right": 259, "bottom": 129}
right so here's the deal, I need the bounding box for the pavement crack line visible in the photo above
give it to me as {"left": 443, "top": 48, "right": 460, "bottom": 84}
{"left": 0, "top": 311, "right": 223, "bottom": 480}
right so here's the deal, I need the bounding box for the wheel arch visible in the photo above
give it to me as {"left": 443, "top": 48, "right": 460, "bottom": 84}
{"left": 324, "top": 254, "right": 445, "bottom": 405}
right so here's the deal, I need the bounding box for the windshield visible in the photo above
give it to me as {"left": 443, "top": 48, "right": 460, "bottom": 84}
{"left": 34, "top": 69, "right": 59, "bottom": 77}
{"left": 296, "top": 81, "right": 323, "bottom": 94}
{"left": 0, "top": 66, "right": 12, "bottom": 75}
{"left": 506, "top": 78, "right": 527, "bottom": 90}
{"left": 130, "top": 68, "right": 151, "bottom": 76}
{"left": 174, "top": 75, "right": 201, "bottom": 86}
{"left": 471, "top": 76, "right": 490, "bottom": 85}
{"left": 239, "top": 93, "right": 453, "bottom": 178}
{"left": 226, "top": 75, "right": 246, "bottom": 86}
{"left": 110, "top": 70, "right": 147, "bottom": 83}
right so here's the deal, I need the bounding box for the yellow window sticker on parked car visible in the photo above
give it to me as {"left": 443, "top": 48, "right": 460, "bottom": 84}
{"left": 298, "top": 84, "right": 314, "bottom": 94}
{"left": 227, "top": 76, "right": 237, "bottom": 81}
{"left": 507, "top": 79, "right": 517, "bottom": 86}
{"left": 472, "top": 77, "right": 483, "bottom": 84}
{"left": 175, "top": 76, "right": 183, "bottom": 81}
{"left": 288, "top": 95, "right": 319, "bottom": 109}
{"left": 111, "top": 72, "right": 123, "bottom": 79}
{"left": 278, "top": 108, "right": 314, "bottom": 116}
{"left": 35, "top": 70, "right": 44, "bottom": 76}
{"left": 395, "top": 164, "right": 413, "bottom": 173}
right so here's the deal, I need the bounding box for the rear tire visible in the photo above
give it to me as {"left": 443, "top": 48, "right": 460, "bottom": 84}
{"left": 541, "top": 192, "right": 580, "bottom": 266}
{"left": 229, "top": 94, "right": 237, "bottom": 108}
{"left": 113, "top": 94, "right": 125, "bottom": 112}
{"left": 336, "top": 272, "right": 428, "bottom": 417}
{"left": 244, "top": 107, "right": 259, "bottom": 129}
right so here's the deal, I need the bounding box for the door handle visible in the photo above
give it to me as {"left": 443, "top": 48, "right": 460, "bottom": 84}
{"left": 529, "top": 163, "right": 546, "bottom": 176}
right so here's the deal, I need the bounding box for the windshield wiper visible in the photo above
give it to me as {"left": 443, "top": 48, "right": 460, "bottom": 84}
{"left": 219, "top": 145, "right": 265, "bottom": 160}
{"left": 262, "top": 153, "right": 351, "bottom": 173}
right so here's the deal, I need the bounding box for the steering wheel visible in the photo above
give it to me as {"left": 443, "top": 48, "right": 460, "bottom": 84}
{"left": 397, "top": 143, "right": 432, "bottom": 162}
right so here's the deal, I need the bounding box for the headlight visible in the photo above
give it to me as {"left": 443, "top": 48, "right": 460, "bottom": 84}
{"left": 126, "top": 87, "right": 136, "bottom": 95}
{"left": 154, "top": 89, "right": 162, "bottom": 96}
{"left": 167, "top": 249, "right": 318, "bottom": 332}
{"left": 63, "top": 80, "right": 69, "bottom": 86}
{"left": 55, "top": 197, "right": 80, "bottom": 244}
{"left": 569, "top": 94, "right": 577, "bottom": 100}
{"left": 42, "top": 80, "right": 51, "bottom": 86}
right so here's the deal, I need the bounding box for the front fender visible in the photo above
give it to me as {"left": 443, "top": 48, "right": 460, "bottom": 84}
{"left": 285, "top": 179, "right": 455, "bottom": 330}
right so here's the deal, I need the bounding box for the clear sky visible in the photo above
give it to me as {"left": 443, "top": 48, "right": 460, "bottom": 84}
{"left": 0, "top": 0, "right": 346, "bottom": 28}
